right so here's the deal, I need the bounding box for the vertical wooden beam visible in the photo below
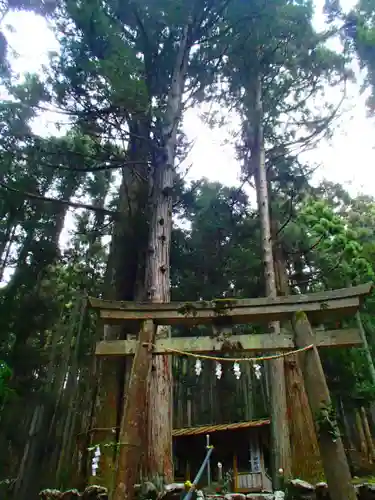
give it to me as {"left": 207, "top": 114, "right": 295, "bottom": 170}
{"left": 293, "top": 312, "right": 357, "bottom": 500}
{"left": 113, "top": 320, "right": 155, "bottom": 500}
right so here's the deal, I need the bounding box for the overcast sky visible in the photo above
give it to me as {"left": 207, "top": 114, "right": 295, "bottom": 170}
{"left": 1, "top": 0, "right": 374, "bottom": 200}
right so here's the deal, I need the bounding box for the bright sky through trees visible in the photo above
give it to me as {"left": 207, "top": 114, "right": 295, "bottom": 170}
{"left": 1, "top": 0, "right": 374, "bottom": 198}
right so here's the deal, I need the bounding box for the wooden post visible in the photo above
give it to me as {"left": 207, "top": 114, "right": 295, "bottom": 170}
{"left": 113, "top": 320, "right": 155, "bottom": 500}
{"left": 292, "top": 311, "right": 357, "bottom": 500}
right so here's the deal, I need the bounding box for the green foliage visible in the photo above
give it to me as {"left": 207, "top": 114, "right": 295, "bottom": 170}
{"left": 340, "top": 0, "right": 375, "bottom": 111}
{"left": 0, "top": 361, "right": 12, "bottom": 404}
{"left": 315, "top": 402, "right": 341, "bottom": 442}
{"left": 295, "top": 189, "right": 375, "bottom": 289}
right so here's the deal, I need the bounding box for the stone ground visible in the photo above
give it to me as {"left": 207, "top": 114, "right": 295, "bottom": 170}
{"left": 39, "top": 485, "right": 108, "bottom": 499}
{"left": 38, "top": 479, "right": 375, "bottom": 500}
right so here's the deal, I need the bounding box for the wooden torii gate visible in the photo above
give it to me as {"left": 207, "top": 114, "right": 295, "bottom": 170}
{"left": 89, "top": 283, "right": 372, "bottom": 500}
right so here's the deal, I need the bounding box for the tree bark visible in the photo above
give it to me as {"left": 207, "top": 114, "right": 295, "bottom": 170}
{"left": 250, "top": 74, "right": 291, "bottom": 484}
{"left": 113, "top": 320, "right": 155, "bottom": 500}
{"left": 356, "top": 312, "right": 375, "bottom": 386}
{"left": 56, "top": 298, "right": 87, "bottom": 485}
{"left": 339, "top": 400, "right": 355, "bottom": 452}
{"left": 111, "top": 25, "right": 192, "bottom": 494}
{"left": 273, "top": 224, "right": 323, "bottom": 483}
{"left": 144, "top": 24, "right": 191, "bottom": 483}
{"left": 361, "top": 406, "right": 375, "bottom": 462}
{"left": 355, "top": 407, "right": 368, "bottom": 457}
{"left": 293, "top": 312, "right": 356, "bottom": 500}
{"left": 284, "top": 358, "right": 324, "bottom": 482}
{"left": 92, "top": 120, "right": 151, "bottom": 490}
{"left": 12, "top": 404, "right": 45, "bottom": 500}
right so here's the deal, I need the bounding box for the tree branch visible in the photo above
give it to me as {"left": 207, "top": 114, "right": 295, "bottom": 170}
{"left": 285, "top": 234, "right": 325, "bottom": 256}
{"left": 272, "top": 193, "right": 295, "bottom": 241}
{"left": 0, "top": 181, "right": 117, "bottom": 217}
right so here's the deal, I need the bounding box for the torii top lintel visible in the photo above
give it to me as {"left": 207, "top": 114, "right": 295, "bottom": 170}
{"left": 87, "top": 283, "right": 373, "bottom": 326}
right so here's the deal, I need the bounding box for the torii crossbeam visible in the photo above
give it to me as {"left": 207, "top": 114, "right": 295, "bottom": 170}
{"left": 89, "top": 283, "right": 370, "bottom": 325}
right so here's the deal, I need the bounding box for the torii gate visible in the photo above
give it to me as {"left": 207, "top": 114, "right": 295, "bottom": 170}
{"left": 88, "top": 283, "right": 372, "bottom": 500}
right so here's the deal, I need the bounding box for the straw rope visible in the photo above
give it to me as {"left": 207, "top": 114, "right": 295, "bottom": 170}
{"left": 156, "top": 343, "right": 314, "bottom": 363}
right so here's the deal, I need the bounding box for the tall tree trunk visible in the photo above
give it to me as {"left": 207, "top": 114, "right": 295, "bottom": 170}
{"left": 284, "top": 358, "right": 324, "bottom": 482}
{"left": 92, "top": 118, "right": 151, "bottom": 490}
{"left": 56, "top": 298, "right": 87, "bottom": 485}
{"left": 339, "top": 401, "right": 355, "bottom": 452}
{"left": 361, "top": 406, "right": 375, "bottom": 462}
{"left": 112, "top": 30, "right": 192, "bottom": 487}
{"left": 249, "top": 74, "right": 291, "bottom": 485}
{"left": 272, "top": 222, "right": 323, "bottom": 483}
{"left": 356, "top": 313, "right": 375, "bottom": 386}
{"left": 145, "top": 24, "right": 191, "bottom": 482}
{"left": 12, "top": 404, "right": 46, "bottom": 500}
{"left": 355, "top": 407, "right": 368, "bottom": 458}
{"left": 12, "top": 296, "right": 83, "bottom": 499}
